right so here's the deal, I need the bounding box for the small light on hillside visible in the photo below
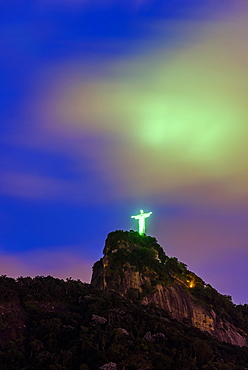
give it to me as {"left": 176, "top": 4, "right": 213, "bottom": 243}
{"left": 188, "top": 280, "right": 196, "bottom": 288}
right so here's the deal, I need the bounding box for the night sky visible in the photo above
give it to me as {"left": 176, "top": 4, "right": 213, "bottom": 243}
{"left": 1, "top": 0, "right": 248, "bottom": 304}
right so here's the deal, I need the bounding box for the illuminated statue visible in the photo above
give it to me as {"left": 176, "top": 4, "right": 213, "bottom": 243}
{"left": 131, "top": 210, "right": 152, "bottom": 235}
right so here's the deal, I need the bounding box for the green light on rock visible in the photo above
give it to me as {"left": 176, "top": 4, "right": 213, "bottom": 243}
{"left": 131, "top": 209, "right": 152, "bottom": 235}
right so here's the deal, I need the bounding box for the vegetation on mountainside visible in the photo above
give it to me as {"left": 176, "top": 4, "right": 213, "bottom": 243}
{"left": 102, "top": 231, "right": 248, "bottom": 333}
{"left": 104, "top": 230, "right": 171, "bottom": 286}
{"left": 0, "top": 275, "right": 248, "bottom": 370}
{"left": 104, "top": 230, "right": 167, "bottom": 262}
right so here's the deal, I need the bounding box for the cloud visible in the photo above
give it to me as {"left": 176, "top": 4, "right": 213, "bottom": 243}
{"left": 32, "top": 12, "right": 248, "bottom": 208}
{"left": 34, "top": 0, "right": 151, "bottom": 11}
{"left": 0, "top": 157, "right": 129, "bottom": 203}
{"left": 0, "top": 170, "right": 70, "bottom": 200}
{"left": 154, "top": 208, "right": 248, "bottom": 304}
{"left": 0, "top": 247, "right": 93, "bottom": 283}
{"left": 159, "top": 210, "right": 248, "bottom": 263}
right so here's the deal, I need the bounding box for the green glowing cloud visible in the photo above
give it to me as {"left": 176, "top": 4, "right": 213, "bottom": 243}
{"left": 36, "top": 10, "right": 248, "bottom": 206}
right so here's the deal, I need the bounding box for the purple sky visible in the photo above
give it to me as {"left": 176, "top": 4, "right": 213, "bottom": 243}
{"left": 1, "top": 0, "right": 248, "bottom": 304}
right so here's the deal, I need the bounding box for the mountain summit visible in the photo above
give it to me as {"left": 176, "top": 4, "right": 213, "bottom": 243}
{"left": 1, "top": 231, "right": 248, "bottom": 369}
{"left": 91, "top": 230, "right": 248, "bottom": 347}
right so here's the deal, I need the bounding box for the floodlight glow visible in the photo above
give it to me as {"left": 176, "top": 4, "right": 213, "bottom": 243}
{"left": 131, "top": 209, "right": 152, "bottom": 234}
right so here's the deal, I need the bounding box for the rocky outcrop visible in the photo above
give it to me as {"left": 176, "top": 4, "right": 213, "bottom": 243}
{"left": 91, "top": 231, "right": 248, "bottom": 347}
{"left": 147, "top": 284, "right": 248, "bottom": 346}
{"left": 91, "top": 256, "right": 152, "bottom": 294}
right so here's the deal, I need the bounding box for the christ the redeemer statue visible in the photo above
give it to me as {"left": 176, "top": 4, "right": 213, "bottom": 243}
{"left": 131, "top": 210, "right": 152, "bottom": 235}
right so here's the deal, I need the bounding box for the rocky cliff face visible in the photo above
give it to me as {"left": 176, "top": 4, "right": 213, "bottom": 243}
{"left": 91, "top": 230, "right": 248, "bottom": 347}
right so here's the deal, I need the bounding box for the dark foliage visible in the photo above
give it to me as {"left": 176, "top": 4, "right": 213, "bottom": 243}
{"left": 0, "top": 275, "right": 248, "bottom": 369}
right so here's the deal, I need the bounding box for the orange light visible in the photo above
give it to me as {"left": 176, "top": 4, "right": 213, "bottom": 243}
{"left": 189, "top": 281, "right": 195, "bottom": 288}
